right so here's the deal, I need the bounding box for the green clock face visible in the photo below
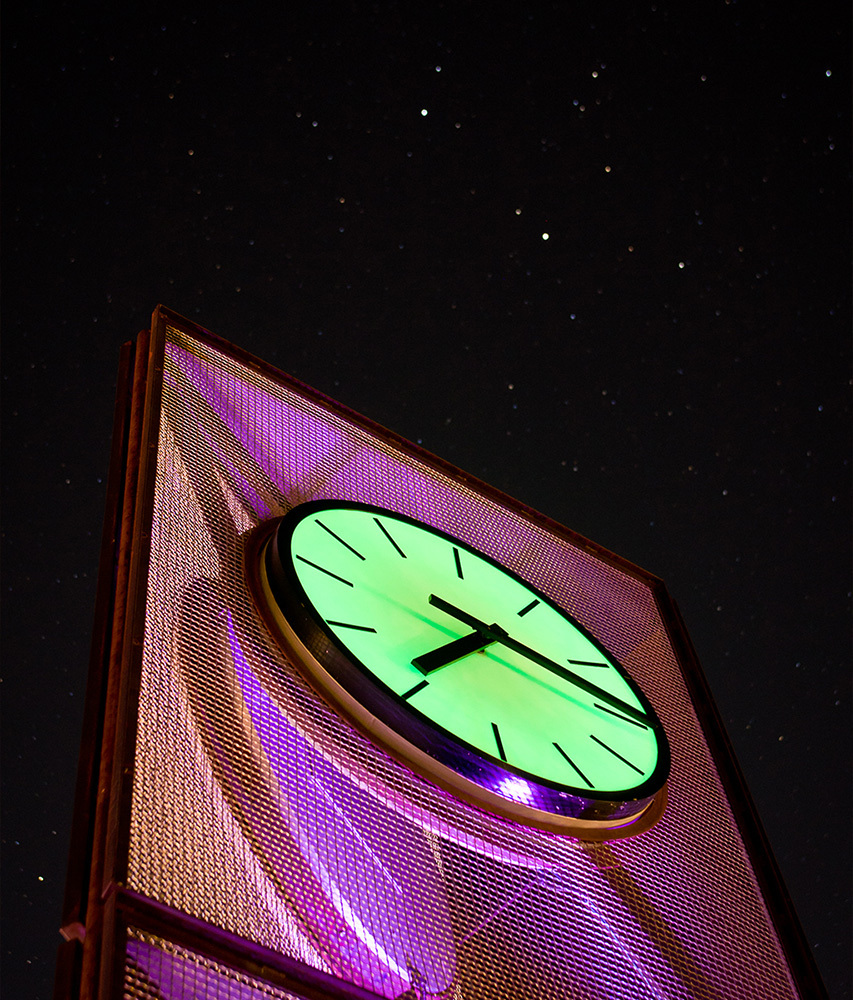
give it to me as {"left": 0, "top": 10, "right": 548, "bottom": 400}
{"left": 255, "top": 501, "right": 670, "bottom": 836}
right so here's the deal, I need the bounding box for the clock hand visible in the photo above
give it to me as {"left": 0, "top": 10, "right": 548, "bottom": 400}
{"left": 412, "top": 628, "right": 500, "bottom": 675}
{"left": 428, "top": 595, "right": 653, "bottom": 727}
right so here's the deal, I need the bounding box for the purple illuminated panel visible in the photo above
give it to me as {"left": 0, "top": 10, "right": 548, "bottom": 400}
{"left": 126, "top": 935, "right": 305, "bottom": 1000}
{"left": 118, "top": 317, "right": 805, "bottom": 999}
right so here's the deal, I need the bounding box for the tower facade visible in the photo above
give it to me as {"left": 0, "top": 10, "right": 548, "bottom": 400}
{"left": 57, "top": 307, "right": 824, "bottom": 999}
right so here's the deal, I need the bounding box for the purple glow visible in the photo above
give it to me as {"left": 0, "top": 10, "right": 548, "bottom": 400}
{"left": 223, "top": 609, "right": 456, "bottom": 998}
{"left": 197, "top": 420, "right": 273, "bottom": 521}
{"left": 167, "top": 343, "right": 353, "bottom": 507}
{"left": 496, "top": 775, "right": 536, "bottom": 806}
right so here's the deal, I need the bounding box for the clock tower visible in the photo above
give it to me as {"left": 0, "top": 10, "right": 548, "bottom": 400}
{"left": 56, "top": 306, "right": 825, "bottom": 999}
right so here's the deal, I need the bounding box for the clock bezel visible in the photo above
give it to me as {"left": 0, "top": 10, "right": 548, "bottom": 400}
{"left": 247, "top": 500, "right": 671, "bottom": 838}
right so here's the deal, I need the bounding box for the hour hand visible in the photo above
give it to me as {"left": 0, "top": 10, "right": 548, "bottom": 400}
{"left": 412, "top": 628, "right": 497, "bottom": 674}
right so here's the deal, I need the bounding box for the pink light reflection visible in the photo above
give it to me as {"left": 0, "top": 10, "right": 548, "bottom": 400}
{"left": 223, "top": 609, "right": 457, "bottom": 999}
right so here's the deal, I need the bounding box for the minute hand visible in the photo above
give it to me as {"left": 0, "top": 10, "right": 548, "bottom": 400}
{"left": 429, "top": 594, "right": 653, "bottom": 728}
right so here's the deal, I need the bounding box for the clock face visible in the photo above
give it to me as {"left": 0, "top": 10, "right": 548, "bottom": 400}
{"left": 255, "top": 500, "right": 670, "bottom": 835}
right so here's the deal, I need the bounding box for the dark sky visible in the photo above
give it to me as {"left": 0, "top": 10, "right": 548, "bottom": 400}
{"left": 2, "top": 4, "right": 849, "bottom": 998}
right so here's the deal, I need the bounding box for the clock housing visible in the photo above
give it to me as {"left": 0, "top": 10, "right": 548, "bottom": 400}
{"left": 251, "top": 500, "right": 670, "bottom": 837}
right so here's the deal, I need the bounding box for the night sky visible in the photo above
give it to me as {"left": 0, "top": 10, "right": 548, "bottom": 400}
{"left": 2, "top": 4, "right": 849, "bottom": 998}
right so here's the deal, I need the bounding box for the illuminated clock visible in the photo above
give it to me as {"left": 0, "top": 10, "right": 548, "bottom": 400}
{"left": 251, "top": 499, "right": 670, "bottom": 837}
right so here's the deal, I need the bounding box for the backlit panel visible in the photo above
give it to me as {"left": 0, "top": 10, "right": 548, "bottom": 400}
{"left": 124, "top": 931, "right": 305, "bottom": 1000}
{"left": 117, "top": 315, "right": 802, "bottom": 998}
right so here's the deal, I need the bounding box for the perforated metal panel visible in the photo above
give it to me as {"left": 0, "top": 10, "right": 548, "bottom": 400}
{"left": 62, "top": 308, "right": 819, "bottom": 999}
{"left": 124, "top": 931, "right": 306, "bottom": 1000}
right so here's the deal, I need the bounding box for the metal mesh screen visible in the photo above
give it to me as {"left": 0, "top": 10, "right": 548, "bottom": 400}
{"left": 124, "top": 930, "right": 305, "bottom": 1000}
{"left": 123, "top": 323, "right": 800, "bottom": 999}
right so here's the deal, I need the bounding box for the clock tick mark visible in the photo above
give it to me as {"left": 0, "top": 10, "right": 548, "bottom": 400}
{"left": 374, "top": 517, "right": 406, "bottom": 557}
{"left": 296, "top": 555, "right": 353, "bottom": 587}
{"left": 590, "top": 734, "right": 644, "bottom": 774}
{"left": 568, "top": 659, "right": 608, "bottom": 668}
{"left": 594, "top": 702, "right": 649, "bottom": 729}
{"left": 553, "top": 742, "right": 594, "bottom": 788}
{"left": 491, "top": 721, "right": 507, "bottom": 761}
{"left": 453, "top": 547, "right": 464, "bottom": 579}
{"left": 401, "top": 679, "right": 429, "bottom": 700}
{"left": 517, "top": 599, "right": 540, "bottom": 617}
{"left": 326, "top": 620, "right": 377, "bottom": 633}
{"left": 316, "top": 520, "right": 365, "bottom": 560}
